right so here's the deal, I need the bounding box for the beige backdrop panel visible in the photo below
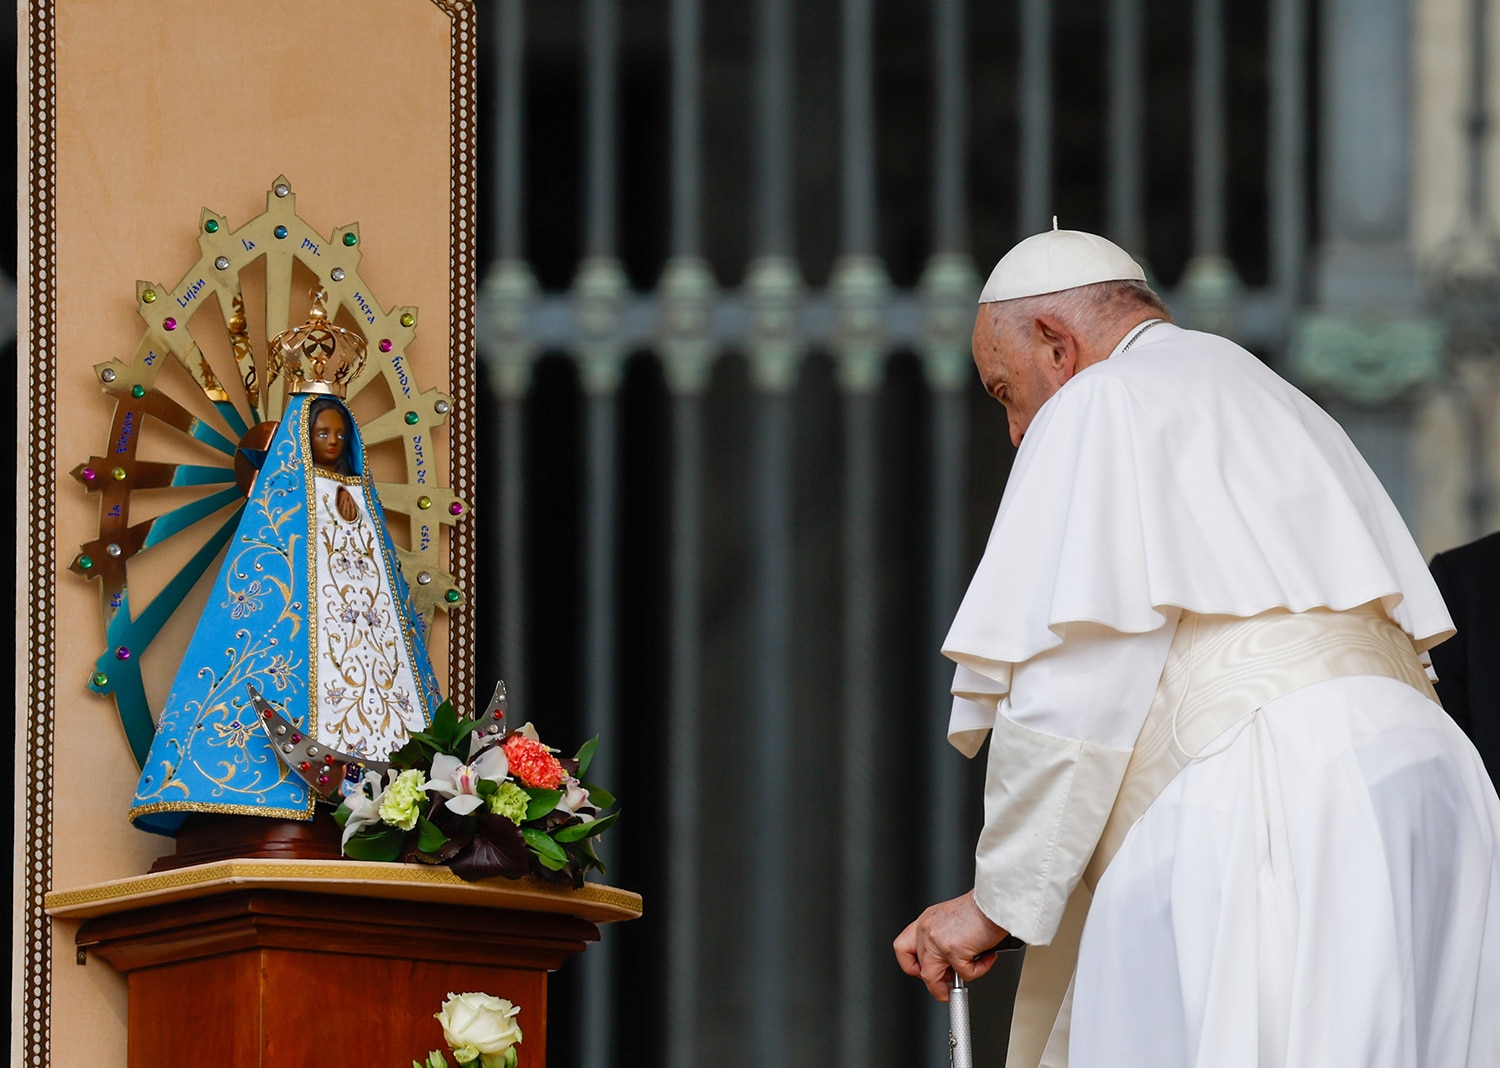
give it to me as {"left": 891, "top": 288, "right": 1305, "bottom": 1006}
{"left": 20, "top": 1, "right": 472, "bottom": 1064}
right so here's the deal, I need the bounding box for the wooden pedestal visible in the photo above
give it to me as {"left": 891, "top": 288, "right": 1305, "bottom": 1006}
{"left": 46, "top": 860, "right": 642, "bottom": 1068}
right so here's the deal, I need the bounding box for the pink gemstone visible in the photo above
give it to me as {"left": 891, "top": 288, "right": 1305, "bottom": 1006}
{"left": 290, "top": 733, "right": 302, "bottom": 743}
{"left": 82, "top": 467, "right": 96, "bottom": 480}
{"left": 163, "top": 317, "right": 177, "bottom": 331}
{"left": 449, "top": 502, "right": 464, "bottom": 516}
{"left": 379, "top": 339, "right": 392, "bottom": 353}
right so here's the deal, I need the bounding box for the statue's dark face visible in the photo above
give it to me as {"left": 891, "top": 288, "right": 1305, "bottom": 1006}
{"left": 310, "top": 407, "right": 349, "bottom": 470}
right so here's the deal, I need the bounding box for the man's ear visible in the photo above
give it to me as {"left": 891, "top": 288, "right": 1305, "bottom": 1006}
{"left": 1033, "top": 314, "right": 1079, "bottom": 377}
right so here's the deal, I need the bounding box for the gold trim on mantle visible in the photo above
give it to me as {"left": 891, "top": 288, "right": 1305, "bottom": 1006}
{"left": 46, "top": 859, "right": 643, "bottom": 925}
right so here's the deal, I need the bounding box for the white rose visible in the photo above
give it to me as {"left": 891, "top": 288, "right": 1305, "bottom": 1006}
{"left": 436, "top": 992, "right": 523, "bottom": 1061}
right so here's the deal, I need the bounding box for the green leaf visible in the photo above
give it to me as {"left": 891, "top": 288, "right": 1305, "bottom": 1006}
{"left": 523, "top": 827, "right": 568, "bottom": 863}
{"left": 555, "top": 811, "right": 618, "bottom": 842}
{"left": 416, "top": 815, "right": 449, "bottom": 854}
{"left": 574, "top": 736, "right": 600, "bottom": 779}
{"left": 389, "top": 735, "right": 436, "bottom": 769}
{"left": 576, "top": 838, "right": 606, "bottom": 873}
{"left": 430, "top": 700, "right": 459, "bottom": 746}
{"left": 524, "top": 788, "right": 561, "bottom": 820}
{"left": 455, "top": 713, "right": 488, "bottom": 746}
{"left": 331, "top": 802, "right": 351, "bottom": 828}
{"left": 535, "top": 850, "right": 569, "bottom": 871}
{"left": 341, "top": 826, "right": 405, "bottom": 862}
{"left": 582, "top": 783, "right": 616, "bottom": 809}
{"left": 476, "top": 778, "right": 499, "bottom": 798}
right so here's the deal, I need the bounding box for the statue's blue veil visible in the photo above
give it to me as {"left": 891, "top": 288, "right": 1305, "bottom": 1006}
{"left": 130, "top": 392, "right": 443, "bottom": 835}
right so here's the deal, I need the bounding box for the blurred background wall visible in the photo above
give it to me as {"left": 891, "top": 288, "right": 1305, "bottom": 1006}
{"left": 463, "top": 1, "right": 1500, "bottom": 1066}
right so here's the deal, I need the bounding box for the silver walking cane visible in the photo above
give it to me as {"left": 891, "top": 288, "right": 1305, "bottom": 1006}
{"left": 948, "top": 973, "right": 972, "bottom": 1068}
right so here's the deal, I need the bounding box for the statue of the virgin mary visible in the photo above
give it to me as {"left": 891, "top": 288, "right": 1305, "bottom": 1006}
{"left": 130, "top": 291, "right": 443, "bottom": 835}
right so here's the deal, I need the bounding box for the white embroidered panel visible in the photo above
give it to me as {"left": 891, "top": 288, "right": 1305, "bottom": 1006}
{"left": 309, "top": 474, "right": 427, "bottom": 756}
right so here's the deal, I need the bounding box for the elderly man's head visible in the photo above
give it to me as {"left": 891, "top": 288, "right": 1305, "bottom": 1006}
{"left": 973, "top": 227, "right": 1166, "bottom": 446}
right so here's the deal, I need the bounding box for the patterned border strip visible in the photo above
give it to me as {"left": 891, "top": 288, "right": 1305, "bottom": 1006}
{"left": 434, "top": 0, "right": 478, "bottom": 714}
{"left": 45, "top": 860, "right": 643, "bottom": 924}
{"left": 23, "top": 2, "right": 58, "bottom": 1064}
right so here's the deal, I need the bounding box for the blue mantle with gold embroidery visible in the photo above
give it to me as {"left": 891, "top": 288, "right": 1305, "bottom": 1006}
{"left": 130, "top": 394, "right": 442, "bottom": 836}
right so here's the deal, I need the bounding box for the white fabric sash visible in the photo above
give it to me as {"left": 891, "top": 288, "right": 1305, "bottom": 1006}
{"left": 1006, "top": 603, "right": 1436, "bottom": 1068}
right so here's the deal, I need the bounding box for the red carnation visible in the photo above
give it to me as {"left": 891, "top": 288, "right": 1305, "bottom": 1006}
{"left": 503, "top": 734, "right": 566, "bottom": 790}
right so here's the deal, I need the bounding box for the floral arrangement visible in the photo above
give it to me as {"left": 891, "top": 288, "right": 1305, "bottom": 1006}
{"left": 414, "top": 992, "right": 524, "bottom": 1068}
{"left": 334, "top": 699, "right": 616, "bottom": 887}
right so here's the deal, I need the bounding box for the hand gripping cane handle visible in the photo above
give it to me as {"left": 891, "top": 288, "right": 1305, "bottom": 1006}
{"left": 948, "top": 974, "right": 972, "bottom": 1068}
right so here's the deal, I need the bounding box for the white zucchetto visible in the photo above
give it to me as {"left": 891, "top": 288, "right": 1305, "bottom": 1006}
{"left": 979, "top": 225, "right": 1146, "bottom": 304}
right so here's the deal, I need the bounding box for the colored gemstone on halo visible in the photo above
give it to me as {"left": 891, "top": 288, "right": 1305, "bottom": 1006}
{"left": 141, "top": 289, "right": 157, "bottom": 304}
{"left": 342, "top": 232, "right": 358, "bottom": 247}
{"left": 404, "top": 411, "right": 419, "bottom": 425}
{"left": 78, "top": 555, "right": 93, "bottom": 569}
{"left": 92, "top": 672, "right": 108, "bottom": 687}
{"left": 163, "top": 317, "right": 177, "bottom": 330}
{"left": 111, "top": 467, "right": 127, "bottom": 481}
{"left": 274, "top": 225, "right": 288, "bottom": 239}
{"left": 417, "top": 496, "right": 432, "bottom": 510}
{"left": 324, "top": 755, "right": 335, "bottom": 764}
{"left": 291, "top": 733, "right": 302, "bottom": 743}
{"left": 115, "top": 646, "right": 131, "bottom": 660}
{"left": 299, "top": 761, "right": 312, "bottom": 772}
{"left": 449, "top": 501, "right": 464, "bottom": 516}
{"left": 131, "top": 384, "right": 145, "bottom": 398}
{"left": 82, "top": 467, "right": 96, "bottom": 480}
{"left": 444, "top": 589, "right": 461, "bottom": 603}
{"left": 205, "top": 219, "right": 220, "bottom": 233}
{"left": 400, "top": 312, "right": 415, "bottom": 328}
{"left": 379, "top": 339, "right": 392, "bottom": 352}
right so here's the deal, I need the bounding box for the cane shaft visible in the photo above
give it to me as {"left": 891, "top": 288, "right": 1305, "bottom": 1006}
{"left": 948, "top": 976, "right": 972, "bottom": 1068}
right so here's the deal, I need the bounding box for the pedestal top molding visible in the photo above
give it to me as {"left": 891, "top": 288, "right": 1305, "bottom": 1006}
{"left": 45, "top": 859, "right": 643, "bottom": 925}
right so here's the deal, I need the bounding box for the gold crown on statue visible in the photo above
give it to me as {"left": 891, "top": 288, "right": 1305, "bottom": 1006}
{"left": 268, "top": 286, "right": 368, "bottom": 398}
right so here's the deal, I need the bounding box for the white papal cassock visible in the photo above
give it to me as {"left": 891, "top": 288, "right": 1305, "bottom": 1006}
{"left": 944, "top": 321, "right": 1500, "bottom": 1067}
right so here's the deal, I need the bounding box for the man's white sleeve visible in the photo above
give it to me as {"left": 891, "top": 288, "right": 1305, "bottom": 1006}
{"left": 969, "top": 615, "right": 1178, "bottom": 945}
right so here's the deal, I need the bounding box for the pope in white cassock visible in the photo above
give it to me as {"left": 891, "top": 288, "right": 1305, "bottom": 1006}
{"left": 894, "top": 227, "right": 1500, "bottom": 1067}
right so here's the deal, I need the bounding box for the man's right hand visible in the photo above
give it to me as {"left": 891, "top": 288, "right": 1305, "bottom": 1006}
{"left": 893, "top": 890, "right": 1008, "bottom": 1001}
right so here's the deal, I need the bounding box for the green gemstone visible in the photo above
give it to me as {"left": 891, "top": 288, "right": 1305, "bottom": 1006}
{"left": 404, "top": 411, "right": 419, "bottom": 425}
{"left": 131, "top": 384, "right": 145, "bottom": 398}
{"left": 444, "top": 588, "right": 461, "bottom": 604}
{"left": 92, "top": 672, "right": 109, "bottom": 687}
{"left": 205, "top": 219, "right": 220, "bottom": 233}
{"left": 141, "top": 289, "right": 157, "bottom": 304}
{"left": 343, "top": 232, "right": 358, "bottom": 247}
{"left": 400, "top": 312, "right": 416, "bottom": 328}
{"left": 79, "top": 555, "right": 93, "bottom": 569}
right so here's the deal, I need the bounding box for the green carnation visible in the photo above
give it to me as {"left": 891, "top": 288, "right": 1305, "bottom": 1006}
{"left": 379, "top": 769, "right": 428, "bottom": 831}
{"left": 487, "top": 780, "right": 531, "bottom": 825}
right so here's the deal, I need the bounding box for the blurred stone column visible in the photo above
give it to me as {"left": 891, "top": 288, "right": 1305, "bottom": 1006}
{"left": 1291, "top": 0, "right": 1440, "bottom": 521}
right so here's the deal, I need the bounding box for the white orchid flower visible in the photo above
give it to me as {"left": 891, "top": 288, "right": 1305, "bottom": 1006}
{"left": 425, "top": 746, "right": 510, "bottom": 816}
{"left": 341, "top": 770, "right": 391, "bottom": 848}
{"left": 555, "top": 775, "right": 595, "bottom": 822}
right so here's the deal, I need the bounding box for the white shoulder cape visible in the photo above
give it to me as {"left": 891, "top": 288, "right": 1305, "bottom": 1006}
{"left": 943, "top": 323, "right": 1454, "bottom": 755}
